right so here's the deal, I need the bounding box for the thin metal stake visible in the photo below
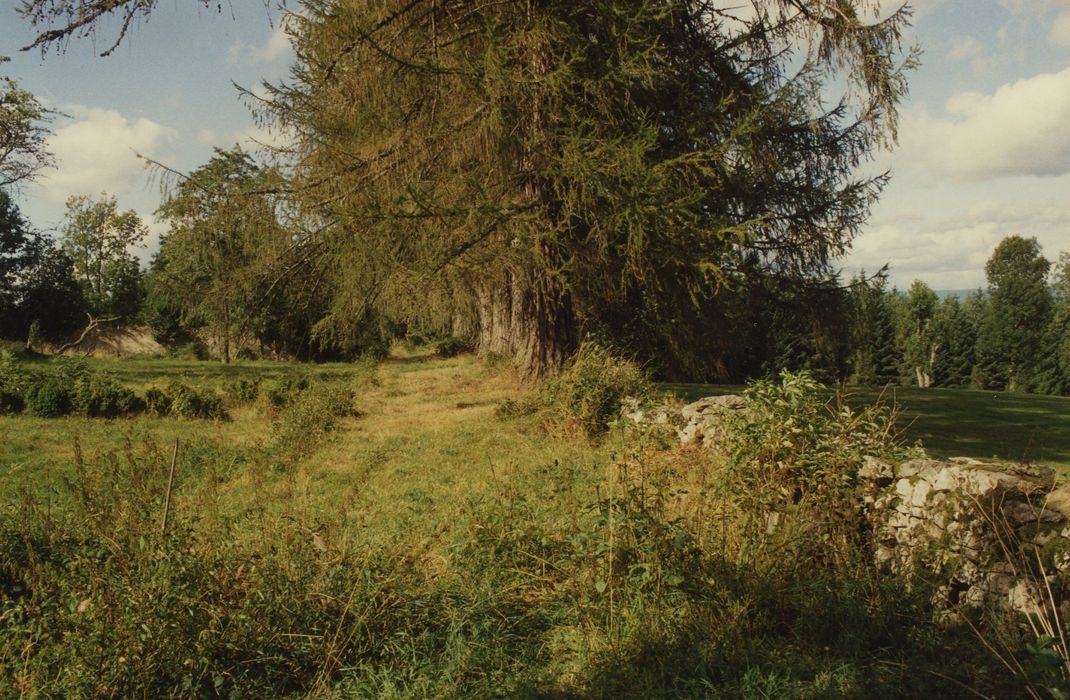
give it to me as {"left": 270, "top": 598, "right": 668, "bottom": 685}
{"left": 161, "top": 439, "right": 179, "bottom": 537}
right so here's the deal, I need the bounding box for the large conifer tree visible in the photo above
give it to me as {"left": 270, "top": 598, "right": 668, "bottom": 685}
{"left": 261, "top": 0, "right": 916, "bottom": 377}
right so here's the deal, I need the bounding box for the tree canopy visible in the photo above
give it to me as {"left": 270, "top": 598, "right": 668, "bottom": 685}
{"left": 16, "top": 0, "right": 920, "bottom": 378}
{"left": 60, "top": 193, "right": 148, "bottom": 319}
{"left": 0, "top": 57, "right": 54, "bottom": 189}
{"left": 258, "top": 0, "right": 917, "bottom": 377}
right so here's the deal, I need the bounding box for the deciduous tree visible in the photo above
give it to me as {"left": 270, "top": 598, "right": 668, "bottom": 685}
{"left": 975, "top": 236, "right": 1052, "bottom": 391}
{"left": 59, "top": 193, "right": 147, "bottom": 318}
{"left": 0, "top": 57, "right": 54, "bottom": 188}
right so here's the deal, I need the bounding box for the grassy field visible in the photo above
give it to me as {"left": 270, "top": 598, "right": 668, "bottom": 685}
{"left": 0, "top": 352, "right": 1052, "bottom": 696}
{"left": 666, "top": 381, "right": 1070, "bottom": 472}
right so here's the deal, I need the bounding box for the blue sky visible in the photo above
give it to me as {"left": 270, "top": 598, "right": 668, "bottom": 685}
{"left": 2, "top": 0, "right": 1069, "bottom": 289}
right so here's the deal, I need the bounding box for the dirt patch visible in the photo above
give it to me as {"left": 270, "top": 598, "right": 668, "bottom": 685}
{"left": 51, "top": 324, "right": 166, "bottom": 358}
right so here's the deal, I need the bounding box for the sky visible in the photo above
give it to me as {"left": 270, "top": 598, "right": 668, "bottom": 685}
{"left": 1, "top": 0, "right": 1069, "bottom": 289}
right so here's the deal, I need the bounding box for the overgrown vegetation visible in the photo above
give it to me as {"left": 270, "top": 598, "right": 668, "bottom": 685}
{"left": 1, "top": 352, "right": 1056, "bottom": 696}
{"left": 502, "top": 342, "right": 654, "bottom": 437}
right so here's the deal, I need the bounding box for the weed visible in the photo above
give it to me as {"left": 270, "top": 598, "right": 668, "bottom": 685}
{"left": 272, "top": 380, "right": 356, "bottom": 459}
{"left": 534, "top": 342, "right": 654, "bottom": 437}
{"left": 224, "top": 377, "right": 261, "bottom": 405}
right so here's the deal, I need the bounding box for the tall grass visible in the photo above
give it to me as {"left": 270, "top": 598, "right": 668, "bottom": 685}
{"left": 0, "top": 355, "right": 1056, "bottom": 697}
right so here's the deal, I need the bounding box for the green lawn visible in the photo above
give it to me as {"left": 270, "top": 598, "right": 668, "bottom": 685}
{"left": 666, "top": 381, "right": 1070, "bottom": 471}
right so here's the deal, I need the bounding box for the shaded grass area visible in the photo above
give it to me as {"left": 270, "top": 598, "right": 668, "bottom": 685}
{"left": 666, "top": 382, "right": 1070, "bottom": 471}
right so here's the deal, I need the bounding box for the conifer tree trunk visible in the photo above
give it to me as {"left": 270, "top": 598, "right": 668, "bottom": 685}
{"left": 475, "top": 255, "right": 575, "bottom": 380}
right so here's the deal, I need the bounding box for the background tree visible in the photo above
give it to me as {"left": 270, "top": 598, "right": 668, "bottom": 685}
{"left": 893, "top": 280, "right": 939, "bottom": 387}
{"left": 18, "top": 0, "right": 220, "bottom": 56}
{"left": 1038, "top": 250, "right": 1070, "bottom": 394}
{"left": 152, "top": 147, "right": 312, "bottom": 362}
{"left": 930, "top": 294, "right": 978, "bottom": 388}
{"left": 0, "top": 189, "right": 37, "bottom": 330}
{"left": 18, "top": 245, "right": 86, "bottom": 342}
{"left": 59, "top": 193, "right": 147, "bottom": 319}
{"left": 975, "top": 236, "right": 1052, "bottom": 392}
{"left": 1, "top": 57, "right": 54, "bottom": 188}
{"left": 847, "top": 272, "right": 898, "bottom": 386}
{"left": 0, "top": 190, "right": 85, "bottom": 341}
{"left": 261, "top": 0, "right": 917, "bottom": 378}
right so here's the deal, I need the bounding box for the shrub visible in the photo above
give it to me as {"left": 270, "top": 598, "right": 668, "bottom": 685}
{"left": 436, "top": 336, "right": 469, "bottom": 358}
{"left": 0, "top": 352, "right": 32, "bottom": 414}
{"left": 535, "top": 342, "right": 653, "bottom": 437}
{"left": 0, "top": 387, "right": 22, "bottom": 414}
{"left": 224, "top": 378, "right": 261, "bottom": 405}
{"left": 71, "top": 374, "right": 144, "bottom": 417}
{"left": 272, "top": 381, "right": 356, "bottom": 458}
{"left": 165, "top": 381, "right": 227, "bottom": 420}
{"left": 143, "top": 387, "right": 172, "bottom": 416}
{"left": 717, "top": 371, "right": 909, "bottom": 501}
{"left": 264, "top": 375, "right": 311, "bottom": 409}
{"left": 26, "top": 377, "right": 72, "bottom": 417}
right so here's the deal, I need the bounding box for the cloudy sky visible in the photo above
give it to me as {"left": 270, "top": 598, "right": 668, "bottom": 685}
{"left": 1, "top": 0, "right": 1069, "bottom": 289}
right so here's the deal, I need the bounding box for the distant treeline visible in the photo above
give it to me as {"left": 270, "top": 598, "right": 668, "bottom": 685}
{"left": 840, "top": 235, "right": 1070, "bottom": 394}
{"left": 2, "top": 183, "right": 1067, "bottom": 392}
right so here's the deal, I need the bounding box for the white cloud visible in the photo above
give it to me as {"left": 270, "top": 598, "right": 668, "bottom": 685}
{"left": 848, "top": 196, "right": 1070, "bottom": 288}
{"left": 228, "top": 15, "right": 294, "bottom": 65}
{"left": 946, "top": 36, "right": 988, "bottom": 75}
{"left": 36, "top": 106, "right": 177, "bottom": 203}
{"left": 895, "top": 65, "right": 1070, "bottom": 181}
{"left": 196, "top": 128, "right": 220, "bottom": 145}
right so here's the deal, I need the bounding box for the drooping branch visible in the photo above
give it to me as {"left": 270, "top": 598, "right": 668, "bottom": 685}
{"left": 53, "top": 313, "right": 121, "bottom": 354}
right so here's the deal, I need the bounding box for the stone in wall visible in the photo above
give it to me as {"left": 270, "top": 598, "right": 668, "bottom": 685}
{"left": 860, "top": 455, "right": 1070, "bottom": 616}
{"left": 621, "top": 394, "right": 747, "bottom": 446}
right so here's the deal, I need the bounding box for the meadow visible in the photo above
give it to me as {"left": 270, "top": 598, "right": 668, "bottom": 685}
{"left": 0, "top": 350, "right": 1062, "bottom": 697}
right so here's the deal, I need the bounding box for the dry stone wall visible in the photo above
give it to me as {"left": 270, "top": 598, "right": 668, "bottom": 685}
{"left": 624, "top": 394, "right": 1070, "bottom": 615}
{"left": 860, "top": 455, "right": 1070, "bottom": 615}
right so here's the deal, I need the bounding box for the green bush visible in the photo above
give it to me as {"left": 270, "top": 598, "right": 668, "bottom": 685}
{"left": 0, "top": 352, "right": 32, "bottom": 414}
{"left": 71, "top": 374, "right": 144, "bottom": 417}
{"left": 535, "top": 342, "right": 653, "bottom": 436}
{"left": 164, "top": 381, "right": 227, "bottom": 420}
{"left": 224, "top": 378, "right": 261, "bottom": 405}
{"left": 143, "top": 387, "right": 172, "bottom": 416}
{"left": 717, "top": 371, "right": 911, "bottom": 502}
{"left": 264, "top": 375, "right": 311, "bottom": 409}
{"left": 272, "top": 380, "right": 356, "bottom": 458}
{"left": 26, "top": 377, "right": 72, "bottom": 417}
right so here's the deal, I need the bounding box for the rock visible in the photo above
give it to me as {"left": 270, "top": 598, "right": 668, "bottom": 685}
{"left": 677, "top": 422, "right": 703, "bottom": 445}
{"left": 864, "top": 455, "right": 1070, "bottom": 614}
{"left": 896, "top": 459, "right": 945, "bottom": 479}
{"left": 1003, "top": 500, "right": 1040, "bottom": 525}
{"left": 910, "top": 479, "right": 933, "bottom": 508}
{"left": 929, "top": 468, "right": 959, "bottom": 493}
{"left": 957, "top": 468, "right": 1020, "bottom": 498}
{"left": 1045, "top": 485, "right": 1070, "bottom": 519}
{"left": 859, "top": 456, "right": 894, "bottom": 483}
{"left": 679, "top": 394, "right": 745, "bottom": 420}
